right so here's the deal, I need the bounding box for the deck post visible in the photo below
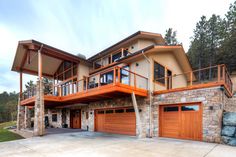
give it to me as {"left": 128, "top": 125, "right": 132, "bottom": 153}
{"left": 16, "top": 97, "right": 25, "bottom": 131}
{"left": 33, "top": 45, "right": 45, "bottom": 136}
{"left": 24, "top": 106, "right": 31, "bottom": 129}
{"left": 131, "top": 92, "right": 143, "bottom": 138}
{"left": 17, "top": 72, "right": 25, "bottom": 131}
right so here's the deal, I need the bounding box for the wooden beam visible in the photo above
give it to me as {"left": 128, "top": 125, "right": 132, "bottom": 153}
{"left": 20, "top": 72, "right": 22, "bottom": 99}
{"left": 38, "top": 46, "right": 43, "bottom": 80}
{"left": 20, "top": 68, "right": 53, "bottom": 78}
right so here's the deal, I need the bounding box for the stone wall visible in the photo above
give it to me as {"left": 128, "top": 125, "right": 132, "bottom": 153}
{"left": 221, "top": 112, "right": 236, "bottom": 146}
{"left": 81, "top": 96, "right": 150, "bottom": 137}
{"left": 47, "top": 109, "right": 62, "bottom": 128}
{"left": 225, "top": 96, "right": 236, "bottom": 112}
{"left": 153, "top": 87, "right": 225, "bottom": 143}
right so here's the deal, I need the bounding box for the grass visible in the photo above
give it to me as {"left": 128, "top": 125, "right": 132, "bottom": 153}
{"left": 0, "top": 121, "right": 24, "bottom": 142}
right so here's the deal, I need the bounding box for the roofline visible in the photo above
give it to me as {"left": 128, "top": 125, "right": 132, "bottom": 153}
{"left": 88, "top": 31, "right": 164, "bottom": 61}
{"left": 19, "top": 39, "right": 92, "bottom": 65}
{"left": 118, "top": 44, "right": 193, "bottom": 72}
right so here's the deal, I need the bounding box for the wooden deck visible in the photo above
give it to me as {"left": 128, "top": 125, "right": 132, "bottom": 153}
{"left": 20, "top": 83, "right": 148, "bottom": 106}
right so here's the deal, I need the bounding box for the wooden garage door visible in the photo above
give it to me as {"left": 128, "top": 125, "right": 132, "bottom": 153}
{"left": 160, "top": 103, "right": 202, "bottom": 141}
{"left": 95, "top": 108, "right": 136, "bottom": 136}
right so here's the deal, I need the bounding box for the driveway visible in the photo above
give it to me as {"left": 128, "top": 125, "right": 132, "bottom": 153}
{"left": 0, "top": 131, "right": 235, "bottom": 157}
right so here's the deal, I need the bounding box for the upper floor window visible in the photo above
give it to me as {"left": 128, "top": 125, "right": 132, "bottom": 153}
{"left": 112, "top": 52, "right": 122, "bottom": 62}
{"left": 94, "top": 60, "right": 102, "bottom": 69}
{"left": 154, "top": 62, "right": 165, "bottom": 84}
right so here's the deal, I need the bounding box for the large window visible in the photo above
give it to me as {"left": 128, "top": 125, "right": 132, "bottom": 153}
{"left": 154, "top": 62, "right": 165, "bottom": 84}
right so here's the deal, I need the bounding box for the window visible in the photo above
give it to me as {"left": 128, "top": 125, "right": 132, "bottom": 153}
{"left": 112, "top": 52, "right": 122, "bottom": 62}
{"left": 164, "top": 106, "right": 178, "bottom": 112}
{"left": 106, "top": 110, "right": 114, "bottom": 114}
{"left": 52, "top": 114, "right": 57, "bottom": 122}
{"left": 94, "top": 60, "right": 102, "bottom": 69}
{"left": 154, "top": 62, "right": 165, "bottom": 84}
{"left": 121, "top": 66, "right": 130, "bottom": 85}
{"left": 97, "top": 110, "right": 104, "bottom": 114}
{"left": 126, "top": 108, "right": 135, "bottom": 112}
{"left": 181, "top": 105, "right": 199, "bottom": 111}
{"left": 100, "top": 71, "right": 114, "bottom": 85}
{"left": 115, "top": 109, "right": 124, "bottom": 113}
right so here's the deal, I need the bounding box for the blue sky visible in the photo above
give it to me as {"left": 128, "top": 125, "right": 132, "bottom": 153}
{"left": 0, "top": 0, "right": 234, "bottom": 93}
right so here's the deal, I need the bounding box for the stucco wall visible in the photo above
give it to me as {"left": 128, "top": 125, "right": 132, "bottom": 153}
{"left": 152, "top": 87, "right": 225, "bottom": 143}
{"left": 149, "top": 51, "right": 187, "bottom": 91}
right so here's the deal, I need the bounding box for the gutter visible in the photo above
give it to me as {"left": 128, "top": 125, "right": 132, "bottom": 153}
{"left": 141, "top": 50, "right": 152, "bottom": 138}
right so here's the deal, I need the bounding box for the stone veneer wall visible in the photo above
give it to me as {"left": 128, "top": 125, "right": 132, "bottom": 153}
{"left": 45, "top": 108, "right": 70, "bottom": 128}
{"left": 153, "top": 87, "right": 225, "bottom": 143}
{"left": 81, "top": 96, "right": 150, "bottom": 137}
{"left": 225, "top": 96, "right": 236, "bottom": 112}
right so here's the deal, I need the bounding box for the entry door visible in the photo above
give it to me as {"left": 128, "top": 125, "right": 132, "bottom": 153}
{"left": 160, "top": 103, "right": 202, "bottom": 141}
{"left": 71, "top": 110, "right": 81, "bottom": 129}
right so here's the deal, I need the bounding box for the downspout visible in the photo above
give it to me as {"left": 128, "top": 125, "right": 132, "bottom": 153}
{"left": 141, "top": 50, "right": 152, "bottom": 138}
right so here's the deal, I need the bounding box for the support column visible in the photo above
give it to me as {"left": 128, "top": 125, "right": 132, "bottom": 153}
{"left": 17, "top": 97, "right": 25, "bottom": 131}
{"left": 33, "top": 45, "right": 45, "bottom": 136}
{"left": 17, "top": 72, "right": 25, "bottom": 131}
{"left": 131, "top": 92, "right": 143, "bottom": 138}
{"left": 24, "top": 106, "right": 31, "bottom": 129}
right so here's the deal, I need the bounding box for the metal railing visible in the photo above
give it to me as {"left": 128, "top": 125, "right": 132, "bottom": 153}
{"left": 154, "top": 64, "right": 233, "bottom": 95}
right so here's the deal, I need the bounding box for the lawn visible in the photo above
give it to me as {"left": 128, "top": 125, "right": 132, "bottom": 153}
{"left": 0, "top": 121, "right": 24, "bottom": 142}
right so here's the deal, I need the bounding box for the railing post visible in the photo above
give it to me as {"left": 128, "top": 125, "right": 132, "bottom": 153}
{"left": 59, "top": 85, "right": 61, "bottom": 96}
{"left": 86, "top": 77, "right": 88, "bottom": 91}
{"left": 98, "top": 73, "right": 101, "bottom": 87}
{"left": 117, "top": 67, "right": 121, "bottom": 84}
{"left": 222, "top": 65, "right": 225, "bottom": 82}
{"left": 217, "top": 65, "right": 221, "bottom": 82}
{"left": 113, "top": 67, "right": 116, "bottom": 85}
{"left": 190, "top": 72, "right": 193, "bottom": 86}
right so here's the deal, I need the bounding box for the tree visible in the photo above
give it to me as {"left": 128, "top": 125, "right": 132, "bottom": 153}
{"left": 164, "top": 28, "right": 179, "bottom": 45}
{"left": 43, "top": 78, "right": 53, "bottom": 94}
{"left": 217, "top": 1, "right": 236, "bottom": 73}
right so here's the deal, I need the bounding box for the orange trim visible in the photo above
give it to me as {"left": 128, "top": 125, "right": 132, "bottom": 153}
{"left": 154, "top": 82, "right": 224, "bottom": 95}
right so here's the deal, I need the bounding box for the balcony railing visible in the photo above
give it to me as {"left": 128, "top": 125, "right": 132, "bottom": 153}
{"left": 154, "top": 64, "right": 233, "bottom": 96}
{"left": 22, "top": 66, "right": 148, "bottom": 100}
{"left": 54, "top": 66, "right": 148, "bottom": 97}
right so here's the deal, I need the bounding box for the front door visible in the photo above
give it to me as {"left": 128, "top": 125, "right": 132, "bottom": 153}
{"left": 71, "top": 110, "right": 81, "bottom": 129}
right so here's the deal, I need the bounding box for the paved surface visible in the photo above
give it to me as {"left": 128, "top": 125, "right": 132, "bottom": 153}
{"left": 0, "top": 131, "right": 236, "bottom": 157}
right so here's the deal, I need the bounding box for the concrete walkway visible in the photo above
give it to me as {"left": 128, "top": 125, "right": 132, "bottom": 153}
{"left": 0, "top": 132, "right": 235, "bottom": 157}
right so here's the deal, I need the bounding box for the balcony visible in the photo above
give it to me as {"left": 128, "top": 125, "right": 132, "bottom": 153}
{"left": 21, "top": 66, "right": 148, "bottom": 106}
{"left": 154, "top": 64, "right": 233, "bottom": 97}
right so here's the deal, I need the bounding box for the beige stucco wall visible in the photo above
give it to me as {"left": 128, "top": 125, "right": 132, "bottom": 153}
{"left": 129, "top": 59, "right": 149, "bottom": 89}
{"left": 148, "top": 51, "right": 187, "bottom": 91}
{"left": 77, "top": 63, "right": 90, "bottom": 92}
{"left": 127, "top": 39, "right": 155, "bottom": 54}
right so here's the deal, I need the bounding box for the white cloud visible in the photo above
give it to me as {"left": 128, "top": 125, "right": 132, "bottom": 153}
{"left": 0, "top": 0, "right": 234, "bottom": 93}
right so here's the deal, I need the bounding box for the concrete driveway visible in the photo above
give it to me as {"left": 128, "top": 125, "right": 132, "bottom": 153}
{"left": 0, "top": 132, "right": 235, "bottom": 157}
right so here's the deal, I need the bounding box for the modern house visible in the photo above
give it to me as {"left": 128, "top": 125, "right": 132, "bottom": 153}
{"left": 12, "top": 31, "right": 235, "bottom": 143}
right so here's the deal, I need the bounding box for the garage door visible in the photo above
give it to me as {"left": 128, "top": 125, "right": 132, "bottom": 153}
{"left": 160, "top": 103, "right": 202, "bottom": 140}
{"left": 95, "top": 107, "right": 136, "bottom": 136}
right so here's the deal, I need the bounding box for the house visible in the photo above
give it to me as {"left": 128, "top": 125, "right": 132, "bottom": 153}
{"left": 12, "top": 31, "right": 235, "bottom": 143}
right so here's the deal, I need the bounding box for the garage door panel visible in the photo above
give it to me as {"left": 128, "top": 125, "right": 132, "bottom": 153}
{"left": 95, "top": 108, "right": 136, "bottom": 136}
{"left": 160, "top": 103, "right": 202, "bottom": 141}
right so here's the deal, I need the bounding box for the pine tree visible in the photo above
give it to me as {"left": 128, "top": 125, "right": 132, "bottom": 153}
{"left": 164, "top": 28, "right": 179, "bottom": 45}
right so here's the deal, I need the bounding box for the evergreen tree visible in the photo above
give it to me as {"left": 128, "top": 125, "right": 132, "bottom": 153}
{"left": 164, "top": 28, "right": 179, "bottom": 45}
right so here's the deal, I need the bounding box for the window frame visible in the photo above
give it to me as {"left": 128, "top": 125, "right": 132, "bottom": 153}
{"left": 153, "top": 61, "right": 172, "bottom": 88}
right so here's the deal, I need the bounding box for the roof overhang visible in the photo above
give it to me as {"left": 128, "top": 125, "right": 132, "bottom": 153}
{"left": 119, "top": 45, "right": 193, "bottom": 73}
{"left": 88, "top": 31, "right": 165, "bottom": 61}
{"left": 11, "top": 40, "right": 92, "bottom": 77}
